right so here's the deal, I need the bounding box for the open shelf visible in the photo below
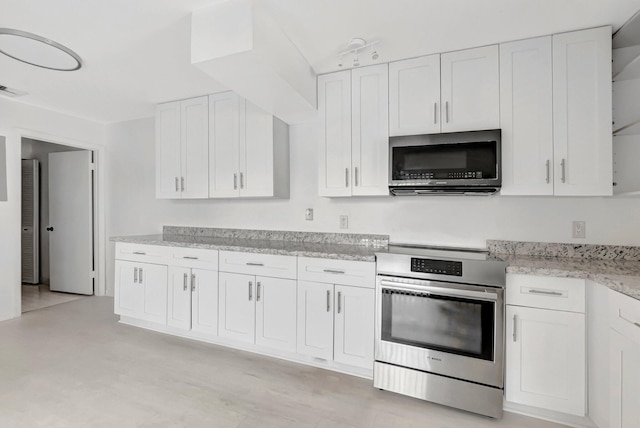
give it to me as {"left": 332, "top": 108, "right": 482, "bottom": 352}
{"left": 613, "top": 46, "right": 640, "bottom": 81}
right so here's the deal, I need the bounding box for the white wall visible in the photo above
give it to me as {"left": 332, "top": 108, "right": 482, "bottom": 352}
{"left": 0, "top": 98, "right": 105, "bottom": 322}
{"left": 106, "top": 117, "right": 640, "bottom": 292}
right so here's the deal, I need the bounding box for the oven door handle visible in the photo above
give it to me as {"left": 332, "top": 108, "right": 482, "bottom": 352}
{"left": 379, "top": 280, "right": 499, "bottom": 302}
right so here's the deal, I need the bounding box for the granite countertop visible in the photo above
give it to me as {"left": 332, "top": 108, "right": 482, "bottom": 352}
{"left": 111, "top": 233, "right": 383, "bottom": 262}
{"left": 488, "top": 240, "right": 640, "bottom": 301}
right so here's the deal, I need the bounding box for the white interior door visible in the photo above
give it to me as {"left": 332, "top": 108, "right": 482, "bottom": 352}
{"left": 48, "top": 150, "right": 93, "bottom": 294}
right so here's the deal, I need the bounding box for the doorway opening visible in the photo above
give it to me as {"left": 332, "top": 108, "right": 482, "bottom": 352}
{"left": 20, "top": 137, "right": 95, "bottom": 313}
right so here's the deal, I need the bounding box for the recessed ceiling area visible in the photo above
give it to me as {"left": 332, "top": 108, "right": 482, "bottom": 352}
{"left": 1, "top": 0, "right": 639, "bottom": 124}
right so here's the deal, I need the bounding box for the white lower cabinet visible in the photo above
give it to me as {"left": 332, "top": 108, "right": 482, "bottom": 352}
{"left": 297, "top": 280, "right": 374, "bottom": 370}
{"left": 218, "top": 271, "right": 297, "bottom": 352}
{"left": 167, "top": 267, "right": 218, "bottom": 335}
{"left": 505, "top": 274, "right": 586, "bottom": 417}
{"left": 115, "top": 260, "right": 168, "bottom": 325}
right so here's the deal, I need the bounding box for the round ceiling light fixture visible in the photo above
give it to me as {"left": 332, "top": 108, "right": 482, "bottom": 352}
{"left": 0, "top": 28, "right": 82, "bottom": 71}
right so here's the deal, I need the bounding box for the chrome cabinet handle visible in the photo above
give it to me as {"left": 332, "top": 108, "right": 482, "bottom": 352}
{"left": 183, "top": 256, "right": 198, "bottom": 260}
{"left": 234, "top": 173, "right": 238, "bottom": 190}
{"left": 257, "top": 282, "right": 261, "bottom": 302}
{"left": 513, "top": 314, "right": 517, "bottom": 342}
{"left": 248, "top": 281, "right": 253, "bottom": 301}
{"left": 434, "top": 102, "right": 437, "bottom": 124}
{"left": 354, "top": 167, "right": 358, "bottom": 187}
{"left": 323, "top": 269, "right": 345, "bottom": 274}
{"left": 134, "top": 267, "right": 138, "bottom": 284}
{"left": 191, "top": 274, "right": 196, "bottom": 292}
{"left": 183, "top": 273, "right": 188, "bottom": 291}
{"left": 240, "top": 172, "right": 244, "bottom": 189}
{"left": 133, "top": 251, "right": 146, "bottom": 255}
{"left": 528, "top": 289, "right": 563, "bottom": 296}
{"left": 181, "top": 177, "right": 185, "bottom": 191}
{"left": 337, "top": 291, "right": 342, "bottom": 314}
{"left": 138, "top": 268, "right": 143, "bottom": 284}
{"left": 345, "top": 168, "right": 349, "bottom": 188}
{"left": 545, "top": 160, "right": 550, "bottom": 184}
{"left": 445, "top": 101, "right": 449, "bottom": 123}
{"left": 561, "top": 159, "right": 566, "bottom": 183}
{"left": 175, "top": 177, "right": 179, "bottom": 192}
{"left": 326, "top": 290, "right": 331, "bottom": 312}
{"left": 246, "top": 262, "right": 264, "bottom": 267}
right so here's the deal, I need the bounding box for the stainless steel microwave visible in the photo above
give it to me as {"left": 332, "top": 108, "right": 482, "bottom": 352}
{"left": 389, "top": 129, "right": 501, "bottom": 196}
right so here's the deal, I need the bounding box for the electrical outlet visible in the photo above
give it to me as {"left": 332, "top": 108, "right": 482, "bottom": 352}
{"left": 572, "top": 221, "right": 586, "bottom": 239}
{"left": 305, "top": 208, "right": 313, "bottom": 221}
{"left": 339, "top": 215, "right": 349, "bottom": 229}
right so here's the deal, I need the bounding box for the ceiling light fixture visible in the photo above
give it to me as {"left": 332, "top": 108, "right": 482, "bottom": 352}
{"left": 0, "top": 28, "right": 82, "bottom": 71}
{"left": 337, "top": 37, "right": 380, "bottom": 68}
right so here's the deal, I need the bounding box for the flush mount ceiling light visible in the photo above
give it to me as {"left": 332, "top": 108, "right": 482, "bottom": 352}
{"left": 337, "top": 37, "right": 380, "bottom": 68}
{"left": 0, "top": 28, "right": 82, "bottom": 71}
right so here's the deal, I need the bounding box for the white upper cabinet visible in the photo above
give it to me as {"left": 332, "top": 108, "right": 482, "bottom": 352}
{"left": 500, "top": 36, "right": 554, "bottom": 195}
{"left": 318, "top": 64, "right": 389, "bottom": 197}
{"left": 441, "top": 45, "right": 500, "bottom": 133}
{"left": 156, "top": 96, "right": 209, "bottom": 199}
{"left": 389, "top": 54, "right": 441, "bottom": 136}
{"left": 389, "top": 45, "right": 499, "bottom": 136}
{"left": 553, "top": 26, "right": 613, "bottom": 196}
{"left": 209, "top": 91, "right": 289, "bottom": 199}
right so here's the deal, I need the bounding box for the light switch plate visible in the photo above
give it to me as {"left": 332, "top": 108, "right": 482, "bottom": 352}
{"left": 305, "top": 208, "right": 313, "bottom": 221}
{"left": 339, "top": 215, "right": 348, "bottom": 229}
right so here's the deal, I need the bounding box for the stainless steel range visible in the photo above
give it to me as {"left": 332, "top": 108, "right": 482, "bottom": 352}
{"left": 374, "top": 244, "right": 507, "bottom": 418}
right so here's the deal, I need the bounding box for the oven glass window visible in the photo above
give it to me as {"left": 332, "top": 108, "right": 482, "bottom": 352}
{"left": 381, "top": 288, "right": 494, "bottom": 360}
{"left": 391, "top": 141, "right": 497, "bottom": 180}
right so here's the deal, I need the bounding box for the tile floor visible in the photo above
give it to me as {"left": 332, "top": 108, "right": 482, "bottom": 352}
{"left": 21, "top": 284, "right": 87, "bottom": 313}
{"left": 0, "top": 297, "right": 569, "bottom": 427}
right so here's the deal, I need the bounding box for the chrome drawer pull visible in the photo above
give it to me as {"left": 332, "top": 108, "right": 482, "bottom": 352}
{"left": 175, "top": 177, "right": 179, "bottom": 192}
{"left": 191, "top": 274, "right": 196, "bottom": 292}
{"left": 257, "top": 282, "right": 261, "bottom": 302}
{"left": 323, "top": 269, "right": 345, "bottom": 274}
{"left": 134, "top": 267, "right": 138, "bottom": 284}
{"left": 183, "top": 273, "right": 188, "bottom": 291}
{"left": 139, "top": 268, "right": 143, "bottom": 283}
{"left": 183, "top": 256, "right": 198, "bottom": 260}
{"left": 181, "top": 177, "right": 185, "bottom": 191}
{"left": 528, "top": 289, "right": 563, "bottom": 296}
{"left": 545, "top": 160, "right": 550, "bottom": 184}
{"left": 337, "top": 291, "right": 342, "bottom": 314}
{"left": 561, "top": 158, "right": 566, "bottom": 183}
{"left": 246, "top": 262, "right": 264, "bottom": 267}
{"left": 326, "top": 290, "right": 331, "bottom": 312}
{"left": 133, "top": 251, "right": 146, "bottom": 255}
{"left": 248, "top": 282, "right": 253, "bottom": 301}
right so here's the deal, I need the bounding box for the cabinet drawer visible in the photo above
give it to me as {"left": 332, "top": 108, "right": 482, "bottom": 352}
{"left": 609, "top": 289, "right": 640, "bottom": 345}
{"left": 219, "top": 251, "right": 296, "bottom": 279}
{"left": 506, "top": 274, "right": 585, "bottom": 313}
{"left": 115, "top": 243, "right": 171, "bottom": 263}
{"left": 298, "top": 257, "right": 375, "bottom": 289}
{"left": 169, "top": 247, "right": 218, "bottom": 270}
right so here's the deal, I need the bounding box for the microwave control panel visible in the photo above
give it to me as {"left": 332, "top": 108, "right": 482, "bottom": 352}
{"left": 411, "top": 258, "right": 462, "bottom": 276}
{"left": 398, "top": 171, "right": 483, "bottom": 180}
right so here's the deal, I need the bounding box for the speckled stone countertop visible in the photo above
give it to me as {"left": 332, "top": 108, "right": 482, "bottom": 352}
{"left": 111, "top": 227, "right": 389, "bottom": 262}
{"left": 488, "top": 240, "right": 640, "bottom": 301}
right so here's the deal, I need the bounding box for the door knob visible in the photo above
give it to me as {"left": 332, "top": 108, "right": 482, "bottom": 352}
{"left": 46, "top": 227, "right": 54, "bottom": 231}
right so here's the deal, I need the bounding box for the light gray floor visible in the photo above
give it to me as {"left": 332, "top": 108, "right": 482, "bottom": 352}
{"left": 21, "top": 284, "right": 87, "bottom": 313}
{"left": 0, "top": 297, "right": 568, "bottom": 427}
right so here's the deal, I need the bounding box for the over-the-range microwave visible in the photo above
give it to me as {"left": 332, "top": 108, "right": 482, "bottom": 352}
{"left": 389, "top": 129, "right": 501, "bottom": 196}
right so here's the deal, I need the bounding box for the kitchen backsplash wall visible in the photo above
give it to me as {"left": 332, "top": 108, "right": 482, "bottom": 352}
{"left": 106, "top": 117, "right": 640, "bottom": 251}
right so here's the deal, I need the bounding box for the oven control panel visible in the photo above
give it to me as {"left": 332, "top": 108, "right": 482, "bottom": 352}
{"left": 411, "top": 258, "right": 462, "bottom": 276}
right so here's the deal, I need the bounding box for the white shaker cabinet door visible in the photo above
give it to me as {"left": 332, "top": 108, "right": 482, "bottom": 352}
{"left": 389, "top": 54, "right": 441, "bottom": 136}
{"left": 500, "top": 36, "right": 554, "bottom": 195}
{"left": 115, "top": 260, "right": 144, "bottom": 318}
{"left": 167, "top": 266, "right": 192, "bottom": 330}
{"left": 180, "top": 96, "right": 209, "bottom": 199}
{"left": 610, "top": 329, "right": 640, "bottom": 428}
{"left": 218, "top": 272, "right": 255, "bottom": 343}
{"left": 552, "top": 26, "right": 612, "bottom": 196}
{"left": 441, "top": 45, "right": 500, "bottom": 133}
{"left": 155, "top": 101, "right": 182, "bottom": 199}
{"left": 505, "top": 305, "right": 586, "bottom": 416}
{"left": 318, "top": 71, "right": 352, "bottom": 197}
{"left": 191, "top": 268, "right": 219, "bottom": 336}
{"left": 333, "top": 285, "right": 374, "bottom": 369}
{"left": 240, "top": 100, "right": 275, "bottom": 198}
{"left": 255, "top": 276, "right": 297, "bottom": 352}
{"left": 297, "top": 281, "right": 334, "bottom": 360}
{"left": 209, "top": 91, "right": 241, "bottom": 198}
{"left": 351, "top": 64, "right": 389, "bottom": 196}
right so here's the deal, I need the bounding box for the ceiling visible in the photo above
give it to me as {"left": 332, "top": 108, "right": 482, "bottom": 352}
{"left": 2, "top": 0, "right": 640, "bottom": 124}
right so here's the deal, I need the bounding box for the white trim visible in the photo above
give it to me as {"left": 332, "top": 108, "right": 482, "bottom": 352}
{"left": 15, "top": 127, "right": 107, "bottom": 298}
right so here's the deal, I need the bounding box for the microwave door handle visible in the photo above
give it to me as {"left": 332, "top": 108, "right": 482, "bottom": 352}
{"left": 379, "top": 280, "right": 499, "bottom": 302}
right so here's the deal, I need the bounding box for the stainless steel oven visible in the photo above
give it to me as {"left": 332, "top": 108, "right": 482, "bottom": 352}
{"left": 374, "top": 245, "right": 507, "bottom": 418}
